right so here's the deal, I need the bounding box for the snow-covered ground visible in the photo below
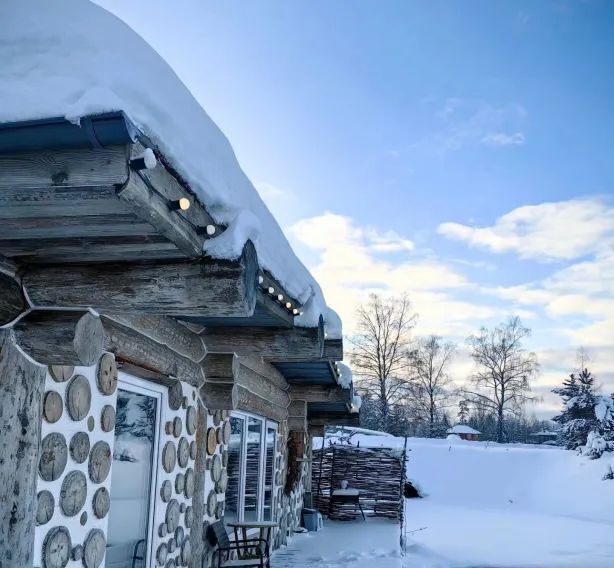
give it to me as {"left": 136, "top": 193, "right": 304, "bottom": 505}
{"left": 288, "top": 431, "right": 614, "bottom": 567}
{"left": 404, "top": 437, "right": 614, "bottom": 567}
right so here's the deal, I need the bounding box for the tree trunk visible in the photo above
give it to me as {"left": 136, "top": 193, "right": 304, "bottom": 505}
{"left": 497, "top": 406, "right": 505, "bottom": 443}
{"left": 0, "top": 330, "right": 46, "bottom": 567}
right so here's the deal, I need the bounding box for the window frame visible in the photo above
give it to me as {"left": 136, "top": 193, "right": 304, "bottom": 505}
{"left": 114, "top": 372, "right": 165, "bottom": 568}
{"left": 229, "top": 410, "right": 278, "bottom": 523}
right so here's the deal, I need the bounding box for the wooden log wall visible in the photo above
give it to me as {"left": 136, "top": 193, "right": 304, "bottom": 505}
{"left": 312, "top": 445, "right": 405, "bottom": 521}
{"left": 0, "top": 330, "right": 47, "bottom": 567}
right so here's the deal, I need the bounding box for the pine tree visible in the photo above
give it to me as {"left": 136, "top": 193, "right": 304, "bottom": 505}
{"left": 552, "top": 369, "right": 597, "bottom": 450}
{"left": 458, "top": 400, "right": 469, "bottom": 424}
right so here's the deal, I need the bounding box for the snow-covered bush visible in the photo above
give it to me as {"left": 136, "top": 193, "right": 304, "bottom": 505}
{"left": 582, "top": 431, "right": 608, "bottom": 459}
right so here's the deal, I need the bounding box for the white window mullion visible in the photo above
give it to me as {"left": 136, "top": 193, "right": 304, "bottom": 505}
{"left": 239, "top": 416, "right": 248, "bottom": 523}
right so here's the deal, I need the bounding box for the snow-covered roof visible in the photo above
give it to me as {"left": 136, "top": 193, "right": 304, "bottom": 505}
{"left": 448, "top": 424, "right": 481, "bottom": 435}
{"left": 0, "top": 0, "right": 341, "bottom": 337}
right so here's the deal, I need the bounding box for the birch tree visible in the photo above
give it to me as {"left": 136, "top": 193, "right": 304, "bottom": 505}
{"left": 350, "top": 293, "right": 416, "bottom": 430}
{"left": 408, "top": 335, "right": 456, "bottom": 436}
{"left": 465, "top": 316, "right": 538, "bottom": 443}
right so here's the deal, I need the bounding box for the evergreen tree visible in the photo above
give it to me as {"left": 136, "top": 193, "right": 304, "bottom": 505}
{"left": 458, "top": 400, "right": 469, "bottom": 423}
{"left": 552, "top": 369, "right": 597, "bottom": 450}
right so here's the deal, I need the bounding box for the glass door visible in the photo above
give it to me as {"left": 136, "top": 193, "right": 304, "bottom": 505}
{"left": 107, "top": 377, "right": 162, "bottom": 568}
{"left": 225, "top": 415, "right": 245, "bottom": 522}
{"left": 263, "top": 424, "right": 277, "bottom": 521}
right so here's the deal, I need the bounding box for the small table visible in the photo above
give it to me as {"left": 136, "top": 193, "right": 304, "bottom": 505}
{"left": 330, "top": 489, "right": 365, "bottom": 521}
{"left": 227, "top": 521, "right": 278, "bottom": 566}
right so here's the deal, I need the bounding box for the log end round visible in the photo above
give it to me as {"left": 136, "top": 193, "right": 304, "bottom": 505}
{"left": 0, "top": 272, "right": 27, "bottom": 326}
{"left": 73, "top": 312, "right": 104, "bottom": 366}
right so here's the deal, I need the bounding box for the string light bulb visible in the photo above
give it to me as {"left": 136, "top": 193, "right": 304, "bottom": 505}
{"left": 169, "top": 197, "right": 191, "bottom": 211}
{"left": 268, "top": 286, "right": 275, "bottom": 295}
{"left": 206, "top": 224, "right": 216, "bottom": 236}
{"left": 277, "top": 294, "right": 284, "bottom": 302}
{"left": 285, "top": 302, "right": 292, "bottom": 309}
{"left": 130, "top": 148, "right": 157, "bottom": 170}
{"left": 258, "top": 275, "right": 264, "bottom": 284}
{"left": 293, "top": 308, "right": 299, "bottom": 315}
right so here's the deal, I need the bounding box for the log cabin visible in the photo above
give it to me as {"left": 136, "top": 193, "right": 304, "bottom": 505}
{"left": 0, "top": 3, "right": 359, "bottom": 567}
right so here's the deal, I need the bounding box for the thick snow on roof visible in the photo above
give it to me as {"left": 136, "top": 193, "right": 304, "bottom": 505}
{"left": 448, "top": 424, "right": 481, "bottom": 435}
{"left": 0, "top": 0, "right": 341, "bottom": 337}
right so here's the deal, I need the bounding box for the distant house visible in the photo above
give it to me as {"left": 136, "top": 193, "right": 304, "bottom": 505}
{"left": 530, "top": 431, "right": 558, "bottom": 445}
{"left": 447, "top": 424, "right": 481, "bottom": 441}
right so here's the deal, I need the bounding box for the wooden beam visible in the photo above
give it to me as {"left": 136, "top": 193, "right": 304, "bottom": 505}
{"left": 256, "top": 289, "right": 294, "bottom": 328}
{"left": 102, "top": 314, "right": 206, "bottom": 363}
{"left": 0, "top": 235, "right": 179, "bottom": 263}
{"left": 287, "top": 400, "right": 307, "bottom": 433}
{"left": 117, "top": 170, "right": 204, "bottom": 258}
{"left": 0, "top": 260, "right": 27, "bottom": 326}
{"left": 131, "top": 142, "right": 219, "bottom": 233}
{"left": 0, "top": 185, "right": 126, "bottom": 220}
{"left": 236, "top": 357, "right": 289, "bottom": 409}
{"left": 0, "top": 214, "right": 158, "bottom": 240}
{"left": 309, "top": 414, "right": 360, "bottom": 428}
{"left": 201, "top": 317, "right": 325, "bottom": 362}
{"left": 200, "top": 353, "right": 239, "bottom": 410}
{"left": 236, "top": 384, "right": 287, "bottom": 423}
{"left": 22, "top": 241, "right": 259, "bottom": 318}
{"left": 101, "top": 316, "right": 205, "bottom": 387}
{"left": 309, "top": 425, "right": 325, "bottom": 437}
{"left": 0, "top": 330, "right": 46, "bottom": 566}
{"left": 290, "top": 384, "right": 352, "bottom": 405}
{"left": 13, "top": 310, "right": 104, "bottom": 366}
{"left": 0, "top": 145, "right": 129, "bottom": 190}
{"left": 323, "top": 338, "right": 344, "bottom": 361}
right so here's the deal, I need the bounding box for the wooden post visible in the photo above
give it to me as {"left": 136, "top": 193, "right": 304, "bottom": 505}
{"left": 189, "top": 400, "right": 207, "bottom": 568}
{"left": 0, "top": 329, "right": 46, "bottom": 566}
{"left": 13, "top": 309, "right": 104, "bottom": 366}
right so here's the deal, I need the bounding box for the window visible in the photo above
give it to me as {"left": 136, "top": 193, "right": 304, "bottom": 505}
{"left": 107, "top": 375, "right": 163, "bottom": 568}
{"left": 226, "top": 411, "right": 278, "bottom": 522}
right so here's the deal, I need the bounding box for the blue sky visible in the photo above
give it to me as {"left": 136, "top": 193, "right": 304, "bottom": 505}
{"left": 96, "top": 0, "right": 613, "bottom": 417}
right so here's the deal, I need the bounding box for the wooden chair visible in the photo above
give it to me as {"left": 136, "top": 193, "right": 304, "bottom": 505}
{"left": 207, "top": 521, "right": 271, "bottom": 568}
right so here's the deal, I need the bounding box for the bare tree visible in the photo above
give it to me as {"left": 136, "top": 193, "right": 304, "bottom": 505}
{"left": 408, "top": 335, "right": 456, "bottom": 436}
{"left": 350, "top": 293, "right": 416, "bottom": 430}
{"left": 464, "top": 316, "right": 539, "bottom": 443}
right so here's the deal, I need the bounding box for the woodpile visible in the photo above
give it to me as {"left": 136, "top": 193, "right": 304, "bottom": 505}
{"left": 312, "top": 445, "right": 405, "bottom": 521}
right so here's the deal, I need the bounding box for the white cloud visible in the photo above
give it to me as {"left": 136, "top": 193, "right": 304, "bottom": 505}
{"left": 289, "top": 212, "right": 508, "bottom": 339}
{"left": 434, "top": 100, "right": 527, "bottom": 152}
{"left": 439, "top": 198, "right": 614, "bottom": 261}
{"left": 481, "top": 132, "right": 525, "bottom": 147}
{"left": 288, "top": 206, "right": 614, "bottom": 410}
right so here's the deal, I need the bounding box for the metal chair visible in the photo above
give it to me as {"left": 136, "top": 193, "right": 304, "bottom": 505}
{"left": 207, "top": 521, "right": 270, "bottom": 568}
{"left": 131, "top": 539, "right": 145, "bottom": 568}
